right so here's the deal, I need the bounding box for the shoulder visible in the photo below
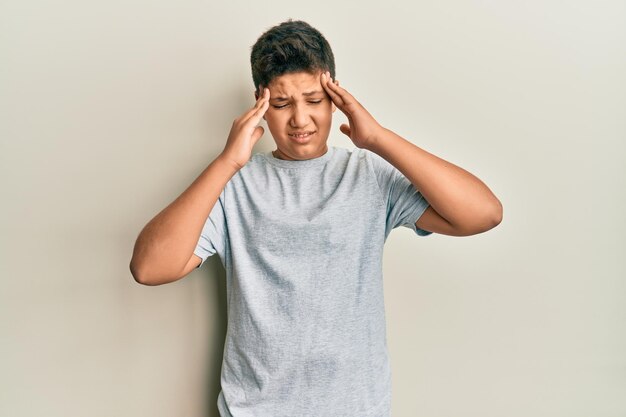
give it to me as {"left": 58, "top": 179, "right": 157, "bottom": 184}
{"left": 232, "top": 152, "right": 268, "bottom": 178}
{"left": 246, "top": 151, "right": 269, "bottom": 167}
{"left": 349, "top": 147, "right": 394, "bottom": 178}
{"left": 341, "top": 147, "right": 389, "bottom": 169}
{"left": 333, "top": 146, "right": 372, "bottom": 167}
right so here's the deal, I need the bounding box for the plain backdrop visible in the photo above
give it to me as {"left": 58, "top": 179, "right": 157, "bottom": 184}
{"left": 1, "top": 0, "right": 625, "bottom": 416}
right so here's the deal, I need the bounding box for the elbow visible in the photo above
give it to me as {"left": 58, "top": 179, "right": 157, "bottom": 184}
{"left": 129, "top": 259, "right": 181, "bottom": 286}
{"left": 456, "top": 200, "right": 503, "bottom": 236}
{"left": 129, "top": 259, "right": 160, "bottom": 286}
{"left": 491, "top": 199, "right": 504, "bottom": 228}
{"left": 130, "top": 259, "right": 148, "bottom": 285}
{"left": 480, "top": 199, "right": 503, "bottom": 233}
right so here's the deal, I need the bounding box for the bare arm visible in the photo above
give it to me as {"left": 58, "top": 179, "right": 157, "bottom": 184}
{"left": 129, "top": 156, "right": 240, "bottom": 285}
{"left": 130, "top": 87, "right": 271, "bottom": 285}
{"left": 369, "top": 128, "right": 503, "bottom": 236}
{"left": 319, "top": 71, "right": 502, "bottom": 236}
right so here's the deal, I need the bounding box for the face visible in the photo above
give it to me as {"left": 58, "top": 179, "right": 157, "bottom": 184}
{"left": 255, "top": 70, "right": 336, "bottom": 161}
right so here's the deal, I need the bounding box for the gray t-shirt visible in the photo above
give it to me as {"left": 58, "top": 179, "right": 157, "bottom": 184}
{"left": 194, "top": 145, "right": 432, "bottom": 417}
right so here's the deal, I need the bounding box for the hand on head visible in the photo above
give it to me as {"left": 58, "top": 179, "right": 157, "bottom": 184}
{"left": 320, "top": 71, "right": 384, "bottom": 150}
{"left": 220, "top": 87, "right": 270, "bottom": 170}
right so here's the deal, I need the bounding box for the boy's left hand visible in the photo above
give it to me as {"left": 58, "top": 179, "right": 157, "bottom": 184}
{"left": 321, "top": 71, "right": 384, "bottom": 150}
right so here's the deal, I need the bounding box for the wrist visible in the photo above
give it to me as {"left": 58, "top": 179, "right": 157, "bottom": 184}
{"left": 215, "top": 153, "right": 243, "bottom": 174}
{"left": 365, "top": 126, "right": 388, "bottom": 153}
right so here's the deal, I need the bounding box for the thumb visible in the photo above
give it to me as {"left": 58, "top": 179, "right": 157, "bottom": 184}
{"left": 339, "top": 124, "right": 351, "bottom": 137}
{"left": 251, "top": 126, "right": 265, "bottom": 145}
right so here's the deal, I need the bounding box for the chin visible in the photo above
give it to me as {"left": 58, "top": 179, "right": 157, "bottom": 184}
{"left": 276, "top": 141, "right": 328, "bottom": 160}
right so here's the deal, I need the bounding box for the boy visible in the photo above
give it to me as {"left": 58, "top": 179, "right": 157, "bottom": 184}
{"left": 130, "top": 19, "right": 502, "bottom": 417}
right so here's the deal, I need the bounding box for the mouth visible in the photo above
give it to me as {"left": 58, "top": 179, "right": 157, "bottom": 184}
{"left": 288, "top": 131, "right": 316, "bottom": 142}
{"left": 288, "top": 131, "right": 316, "bottom": 139}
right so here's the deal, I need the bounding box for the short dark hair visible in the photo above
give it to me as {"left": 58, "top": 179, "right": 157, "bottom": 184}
{"left": 250, "top": 19, "right": 336, "bottom": 92}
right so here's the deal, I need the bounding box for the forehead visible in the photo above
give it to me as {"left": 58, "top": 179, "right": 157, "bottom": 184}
{"left": 267, "top": 71, "right": 323, "bottom": 95}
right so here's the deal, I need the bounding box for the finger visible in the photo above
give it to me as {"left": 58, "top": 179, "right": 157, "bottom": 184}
{"left": 251, "top": 125, "right": 265, "bottom": 144}
{"left": 254, "top": 87, "right": 270, "bottom": 109}
{"left": 324, "top": 72, "right": 355, "bottom": 105}
{"left": 244, "top": 88, "right": 270, "bottom": 122}
{"left": 249, "top": 100, "right": 269, "bottom": 125}
{"left": 321, "top": 72, "right": 353, "bottom": 109}
{"left": 254, "top": 83, "right": 268, "bottom": 99}
{"left": 321, "top": 72, "right": 345, "bottom": 108}
{"left": 339, "top": 123, "right": 351, "bottom": 138}
{"left": 246, "top": 89, "right": 270, "bottom": 123}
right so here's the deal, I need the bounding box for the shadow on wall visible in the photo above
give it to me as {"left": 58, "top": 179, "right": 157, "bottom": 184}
{"left": 200, "top": 254, "right": 228, "bottom": 417}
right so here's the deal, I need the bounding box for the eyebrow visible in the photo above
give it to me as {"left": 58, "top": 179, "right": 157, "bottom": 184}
{"left": 271, "top": 90, "right": 325, "bottom": 101}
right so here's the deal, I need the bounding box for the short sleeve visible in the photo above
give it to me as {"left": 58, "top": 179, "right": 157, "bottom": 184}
{"left": 193, "top": 189, "right": 227, "bottom": 269}
{"left": 365, "top": 149, "right": 433, "bottom": 239}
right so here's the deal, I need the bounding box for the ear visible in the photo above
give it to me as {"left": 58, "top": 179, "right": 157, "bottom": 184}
{"left": 255, "top": 84, "right": 265, "bottom": 100}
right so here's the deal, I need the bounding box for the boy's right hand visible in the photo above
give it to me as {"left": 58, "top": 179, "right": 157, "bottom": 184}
{"left": 220, "top": 87, "right": 270, "bottom": 170}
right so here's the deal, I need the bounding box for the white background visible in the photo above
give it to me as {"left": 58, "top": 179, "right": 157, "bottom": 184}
{"left": 1, "top": 0, "right": 624, "bottom": 416}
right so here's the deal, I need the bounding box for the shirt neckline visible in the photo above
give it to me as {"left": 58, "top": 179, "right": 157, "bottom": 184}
{"left": 263, "top": 146, "right": 335, "bottom": 169}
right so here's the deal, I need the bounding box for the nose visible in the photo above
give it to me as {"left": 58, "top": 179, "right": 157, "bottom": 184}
{"left": 289, "top": 104, "right": 310, "bottom": 128}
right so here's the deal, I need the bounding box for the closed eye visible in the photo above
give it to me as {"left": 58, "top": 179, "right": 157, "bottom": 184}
{"left": 272, "top": 100, "right": 323, "bottom": 110}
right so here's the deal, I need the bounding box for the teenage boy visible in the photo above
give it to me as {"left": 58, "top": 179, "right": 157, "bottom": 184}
{"left": 130, "top": 19, "right": 502, "bottom": 417}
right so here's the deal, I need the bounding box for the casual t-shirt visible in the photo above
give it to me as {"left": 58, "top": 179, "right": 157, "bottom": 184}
{"left": 194, "top": 145, "right": 432, "bottom": 417}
